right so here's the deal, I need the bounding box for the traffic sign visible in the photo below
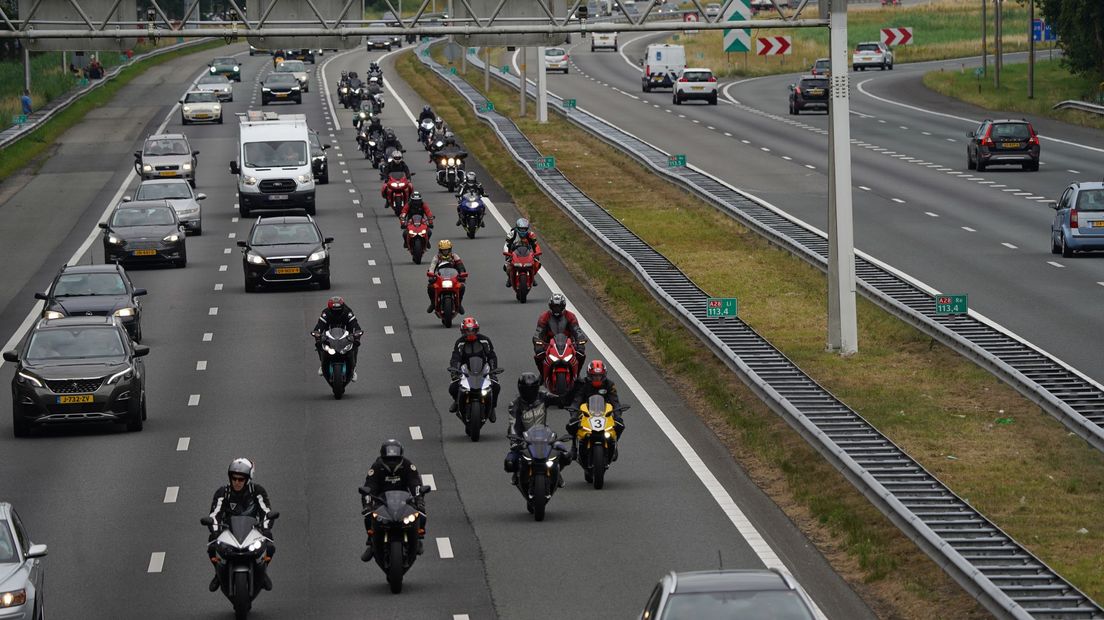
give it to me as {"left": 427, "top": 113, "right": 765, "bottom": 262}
{"left": 706, "top": 298, "right": 738, "bottom": 318}
{"left": 562, "top": 98, "right": 576, "bottom": 109}
{"left": 1033, "top": 19, "right": 1057, "bottom": 42}
{"left": 12, "top": 114, "right": 27, "bottom": 126}
{"left": 478, "top": 101, "right": 495, "bottom": 112}
{"left": 668, "top": 154, "right": 686, "bottom": 167}
{"left": 722, "top": 0, "right": 751, "bottom": 53}
{"left": 756, "top": 36, "right": 792, "bottom": 56}
{"left": 535, "top": 156, "right": 555, "bottom": 170}
{"left": 1045, "top": 22, "right": 1056, "bottom": 41}
{"left": 935, "top": 294, "right": 968, "bottom": 316}
{"left": 881, "top": 27, "right": 913, "bottom": 46}
{"left": 449, "top": 67, "right": 457, "bottom": 74}
{"left": 468, "top": 47, "right": 477, "bottom": 55}
{"left": 501, "top": 65, "right": 510, "bottom": 74}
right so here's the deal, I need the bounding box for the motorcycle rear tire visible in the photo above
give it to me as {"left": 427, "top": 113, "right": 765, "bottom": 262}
{"left": 531, "top": 474, "right": 548, "bottom": 522}
{"left": 331, "top": 364, "right": 345, "bottom": 399}
{"left": 592, "top": 443, "right": 606, "bottom": 490}
{"left": 440, "top": 296, "right": 454, "bottom": 328}
{"left": 232, "top": 572, "right": 251, "bottom": 619}
{"left": 411, "top": 237, "right": 424, "bottom": 264}
{"left": 387, "top": 539, "right": 404, "bottom": 594}
{"left": 516, "top": 273, "right": 530, "bottom": 303}
{"left": 466, "top": 401, "right": 482, "bottom": 442}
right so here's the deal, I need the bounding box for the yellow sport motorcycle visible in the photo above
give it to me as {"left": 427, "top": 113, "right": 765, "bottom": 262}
{"left": 574, "top": 395, "right": 629, "bottom": 489}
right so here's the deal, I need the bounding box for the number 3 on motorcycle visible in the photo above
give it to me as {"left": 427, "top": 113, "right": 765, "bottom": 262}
{"left": 591, "top": 416, "right": 604, "bottom": 430}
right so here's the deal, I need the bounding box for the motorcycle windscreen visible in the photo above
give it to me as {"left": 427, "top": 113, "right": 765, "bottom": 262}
{"left": 552, "top": 333, "right": 571, "bottom": 356}
{"left": 512, "top": 245, "right": 532, "bottom": 259}
{"left": 461, "top": 195, "right": 483, "bottom": 211}
{"left": 408, "top": 215, "right": 425, "bottom": 227}
{"left": 228, "top": 515, "right": 259, "bottom": 544}
{"left": 388, "top": 172, "right": 408, "bottom": 182}
{"left": 382, "top": 490, "right": 415, "bottom": 521}
{"left": 587, "top": 395, "right": 608, "bottom": 416}
{"left": 437, "top": 267, "right": 460, "bottom": 280}
{"left": 524, "top": 425, "right": 557, "bottom": 459}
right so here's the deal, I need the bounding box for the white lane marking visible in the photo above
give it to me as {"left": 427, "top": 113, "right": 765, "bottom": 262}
{"left": 879, "top": 119, "right": 887, "bottom": 124}
{"left": 1014, "top": 192, "right": 1032, "bottom": 196}
{"left": 409, "top": 426, "right": 423, "bottom": 440}
{"left": 899, "top": 125, "right": 908, "bottom": 130}
{"left": 384, "top": 326, "right": 394, "bottom": 335}
{"left": 1098, "top": 282, "right": 1104, "bottom": 287}
{"left": 218, "top": 265, "right": 228, "bottom": 272}
{"left": 399, "top": 385, "right": 412, "bottom": 397}
{"left": 891, "top": 198, "right": 906, "bottom": 204}
{"left": 208, "top": 307, "right": 219, "bottom": 316}
{"left": 348, "top": 188, "right": 355, "bottom": 192}
{"left": 759, "top": 147, "right": 770, "bottom": 152}
{"left": 946, "top": 171, "right": 963, "bottom": 175}
{"left": 692, "top": 119, "right": 700, "bottom": 124}
{"left": 936, "top": 167, "right": 952, "bottom": 172}
{"left": 1069, "top": 169, "right": 1081, "bottom": 174}
{"left": 991, "top": 184, "right": 1007, "bottom": 188}
{"left": 357, "top": 212, "right": 364, "bottom": 218}
{"left": 338, "top": 161, "right": 347, "bottom": 166}
{"left": 707, "top": 125, "right": 715, "bottom": 130}
{"left": 962, "top": 226, "right": 976, "bottom": 232}
{"left": 214, "top": 283, "right": 223, "bottom": 291}
{"left": 196, "top": 361, "right": 207, "bottom": 371}
{"left": 946, "top": 138, "right": 956, "bottom": 142}
{"left": 921, "top": 131, "right": 931, "bottom": 136}
{"left": 1025, "top": 195, "right": 1045, "bottom": 200}
{"left": 422, "top": 473, "right": 436, "bottom": 490}
{"left": 176, "top": 437, "right": 190, "bottom": 451}
{"left": 740, "top": 139, "right": 750, "bottom": 144}
{"left": 147, "top": 552, "right": 166, "bottom": 573}
{"left": 377, "top": 300, "right": 387, "bottom": 309}
{"left": 924, "top": 211, "right": 939, "bottom": 218}
{"left": 1047, "top": 261, "right": 1064, "bottom": 268}
{"left": 343, "top": 169, "right": 350, "bottom": 175}
{"left": 453, "top": 615, "right": 470, "bottom": 620}
{"left": 345, "top": 179, "right": 352, "bottom": 184}
{"left": 372, "top": 276, "right": 382, "bottom": 284}
{"left": 363, "top": 242, "right": 372, "bottom": 248}
{"left": 781, "top": 156, "right": 792, "bottom": 161}
{"left": 858, "top": 186, "right": 871, "bottom": 191}
{"left": 1002, "top": 188, "right": 1020, "bottom": 193}
{"left": 202, "top": 333, "right": 213, "bottom": 342}
{"left": 360, "top": 227, "right": 368, "bottom": 234}
{"left": 804, "top": 164, "right": 815, "bottom": 169}
{"left": 1002, "top": 242, "right": 1019, "bottom": 249}
{"left": 436, "top": 537, "right": 454, "bottom": 559}
{"left": 223, "top": 248, "right": 231, "bottom": 254}
{"left": 164, "top": 487, "right": 179, "bottom": 503}
{"left": 391, "top": 353, "right": 402, "bottom": 362}
{"left": 368, "top": 259, "right": 377, "bottom": 266}
{"left": 724, "top": 132, "right": 732, "bottom": 137}
{"left": 232, "top": 217, "right": 239, "bottom": 223}
{"left": 228, "top": 232, "right": 236, "bottom": 239}
{"left": 352, "top": 199, "right": 360, "bottom": 204}
{"left": 188, "top": 394, "right": 201, "bottom": 406}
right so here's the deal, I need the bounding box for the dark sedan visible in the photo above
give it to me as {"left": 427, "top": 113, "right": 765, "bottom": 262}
{"left": 208, "top": 56, "right": 242, "bottom": 81}
{"left": 35, "top": 263, "right": 147, "bottom": 341}
{"left": 789, "top": 76, "right": 829, "bottom": 115}
{"left": 4, "top": 316, "right": 149, "bottom": 436}
{"left": 101, "top": 201, "right": 187, "bottom": 267}
{"left": 237, "top": 213, "right": 332, "bottom": 291}
{"left": 261, "top": 73, "right": 302, "bottom": 105}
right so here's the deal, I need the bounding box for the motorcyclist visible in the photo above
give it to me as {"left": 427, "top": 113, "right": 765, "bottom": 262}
{"left": 379, "top": 149, "right": 413, "bottom": 182}
{"left": 503, "top": 372, "right": 560, "bottom": 484}
{"left": 367, "top": 61, "right": 384, "bottom": 81}
{"left": 447, "top": 316, "right": 499, "bottom": 419}
{"left": 426, "top": 239, "right": 467, "bottom": 314}
{"left": 360, "top": 440, "right": 425, "bottom": 562}
{"left": 502, "top": 217, "right": 542, "bottom": 287}
{"left": 533, "top": 293, "right": 587, "bottom": 373}
{"left": 400, "top": 191, "right": 434, "bottom": 247}
{"left": 381, "top": 128, "right": 404, "bottom": 164}
{"left": 418, "top": 104, "right": 436, "bottom": 124}
{"left": 429, "top": 131, "right": 462, "bottom": 160}
{"left": 567, "top": 359, "right": 625, "bottom": 458}
{"left": 311, "top": 296, "right": 362, "bottom": 381}
{"left": 455, "top": 170, "right": 486, "bottom": 226}
{"left": 207, "top": 458, "right": 275, "bottom": 592}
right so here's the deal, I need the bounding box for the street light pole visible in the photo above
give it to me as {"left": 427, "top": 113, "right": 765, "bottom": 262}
{"left": 1028, "top": 0, "right": 1035, "bottom": 99}
{"left": 826, "top": 0, "right": 857, "bottom": 355}
{"left": 981, "top": 0, "right": 986, "bottom": 76}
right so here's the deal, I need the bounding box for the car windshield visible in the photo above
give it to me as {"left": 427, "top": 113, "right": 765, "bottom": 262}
{"left": 184, "top": 92, "right": 218, "bottom": 103}
{"left": 251, "top": 223, "right": 320, "bottom": 245}
{"left": 682, "top": 71, "right": 713, "bottom": 82}
{"left": 243, "top": 140, "right": 308, "bottom": 167}
{"left": 135, "top": 182, "right": 192, "bottom": 201}
{"left": 266, "top": 74, "right": 297, "bottom": 85}
{"left": 814, "top": 60, "right": 829, "bottom": 69}
{"left": 143, "top": 138, "right": 190, "bottom": 156}
{"left": 1076, "top": 189, "right": 1104, "bottom": 211}
{"left": 856, "top": 43, "right": 880, "bottom": 52}
{"left": 198, "top": 75, "right": 228, "bottom": 85}
{"left": 111, "top": 206, "right": 176, "bottom": 226}
{"left": 54, "top": 273, "right": 127, "bottom": 296}
{"left": 212, "top": 57, "right": 236, "bottom": 65}
{"left": 26, "top": 327, "right": 126, "bottom": 361}
{"left": 801, "top": 79, "right": 828, "bottom": 89}
{"left": 992, "top": 123, "right": 1030, "bottom": 140}
{"left": 277, "top": 61, "right": 306, "bottom": 72}
{"left": 0, "top": 522, "right": 16, "bottom": 563}
{"left": 660, "top": 590, "right": 816, "bottom": 620}
{"left": 546, "top": 48, "right": 566, "bottom": 56}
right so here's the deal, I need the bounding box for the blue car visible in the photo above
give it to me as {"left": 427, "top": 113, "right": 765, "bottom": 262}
{"left": 1051, "top": 181, "right": 1104, "bottom": 257}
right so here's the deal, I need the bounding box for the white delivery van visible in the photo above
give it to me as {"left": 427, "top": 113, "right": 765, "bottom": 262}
{"left": 229, "top": 111, "right": 316, "bottom": 217}
{"left": 591, "top": 32, "right": 618, "bottom": 52}
{"left": 641, "top": 43, "right": 685, "bottom": 92}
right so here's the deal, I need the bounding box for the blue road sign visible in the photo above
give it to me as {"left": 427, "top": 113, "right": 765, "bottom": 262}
{"left": 1032, "top": 18, "right": 1044, "bottom": 42}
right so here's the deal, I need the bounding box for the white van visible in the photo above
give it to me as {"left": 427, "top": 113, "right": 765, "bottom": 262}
{"left": 591, "top": 32, "right": 618, "bottom": 52}
{"left": 641, "top": 43, "right": 685, "bottom": 92}
{"left": 229, "top": 111, "right": 316, "bottom": 217}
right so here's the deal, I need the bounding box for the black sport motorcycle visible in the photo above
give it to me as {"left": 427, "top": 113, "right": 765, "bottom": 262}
{"left": 359, "top": 486, "right": 432, "bottom": 594}
{"left": 316, "top": 327, "right": 360, "bottom": 399}
{"left": 200, "top": 512, "right": 280, "bottom": 620}
{"left": 512, "top": 425, "right": 571, "bottom": 521}
{"left": 449, "top": 356, "right": 502, "bottom": 442}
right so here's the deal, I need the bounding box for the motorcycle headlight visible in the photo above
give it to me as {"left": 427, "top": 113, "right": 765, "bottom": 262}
{"left": 113, "top": 307, "right": 136, "bottom": 317}
{"left": 340, "top": 342, "right": 354, "bottom": 353}
{"left": 182, "top": 105, "right": 191, "bottom": 112}
{"left": 246, "top": 251, "right": 266, "bottom": 265}
{"left": 340, "top": 87, "right": 348, "bottom": 93}
{"left": 243, "top": 175, "right": 258, "bottom": 186}
{"left": 481, "top": 386, "right": 493, "bottom": 395}
{"left": 248, "top": 540, "right": 264, "bottom": 552}
{"left": 447, "top": 157, "right": 456, "bottom": 166}
{"left": 163, "top": 233, "right": 181, "bottom": 243}
{"left": 562, "top": 353, "right": 573, "bottom": 362}
{"left": 545, "top": 459, "right": 557, "bottom": 468}
{"left": 604, "top": 431, "right": 611, "bottom": 439}
{"left": 16, "top": 371, "right": 43, "bottom": 388}
{"left": 106, "top": 234, "right": 123, "bottom": 245}
{"left": 322, "top": 344, "right": 336, "bottom": 355}
{"left": 42, "top": 309, "right": 65, "bottom": 319}
{"left": 439, "top": 158, "right": 447, "bottom": 166}
{"left": 297, "top": 174, "right": 312, "bottom": 184}
{"left": 359, "top": 112, "right": 367, "bottom": 119}
{"left": 513, "top": 262, "right": 526, "bottom": 268}
{"left": 307, "top": 249, "right": 327, "bottom": 262}
{"left": 440, "top": 280, "right": 454, "bottom": 288}
{"left": 106, "top": 366, "right": 133, "bottom": 385}
{"left": 390, "top": 182, "right": 399, "bottom": 188}
{"left": 142, "top": 164, "right": 152, "bottom": 172}
{"left": 0, "top": 589, "right": 27, "bottom": 609}
{"left": 547, "top": 352, "right": 560, "bottom": 362}
{"left": 368, "top": 140, "right": 376, "bottom": 147}
{"left": 182, "top": 163, "right": 192, "bottom": 171}
{"left": 402, "top": 513, "right": 418, "bottom": 525}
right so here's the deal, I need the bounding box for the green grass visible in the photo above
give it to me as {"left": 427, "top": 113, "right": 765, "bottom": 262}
{"left": 0, "top": 40, "right": 225, "bottom": 182}
{"left": 923, "top": 58, "right": 1104, "bottom": 130}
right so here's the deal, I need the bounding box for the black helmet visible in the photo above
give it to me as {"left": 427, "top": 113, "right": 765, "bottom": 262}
{"left": 549, "top": 293, "right": 566, "bottom": 317}
{"left": 380, "top": 439, "right": 403, "bottom": 470}
{"left": 518, "top": 372, "right": 541, "bottom": 403}
{"left": 384, "top": 128, "right": 395, "bottom": 139}
{"left": 228, "top": 457, "right": 254, "bottom": 482}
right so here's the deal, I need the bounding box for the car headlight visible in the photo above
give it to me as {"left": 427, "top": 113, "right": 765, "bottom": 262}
{"left": 209, "top": 66, "right": 216, "bottom": 73}
{"left": 182, "top": 163, "right": 192, "bottom": 171}
{"left": 233, "top": 65, "right": 240, "bottom": 71}
{"left": 113, "top": 307, "right": 136, "bottom": 317}
{"left": 177, "top": 206, "right": 199, "bottom": 215}
{"left": 0, "top": 589, "right": 27, "bottom": 608}
{"left": 307, "top": 249, "right": 327, "bottom": 262}
{"left": 15, "top": 371, "right": 43, "bottom": 388}
{"left": 440, "top": 280, "right": 454, "bottom": 288}
{"left": 213, "top": 104, "right": 221, "bottom": 110}
{"left": 322, "top": 344, "right": 336, "bottom": 355}
{"left": 246, "top": 251, "right": 266, "bottom": 265}
{"left": 106, "top": 234, "right": 123, "bottom": 245}
{"left": 142, "top": 164, "right": 152, "bottom": 172}
{"left": 243, "top": 176, "right": 258, "bottom": 186}
{"left": 292, "top": 86, "right": 301, "bottom": 91}
{"left": 106, "top": 366, "right": 133, "bottom": 385}
{"left": 297, "top": 174, "right": 312, "bottom": 184}
{"left": 163, "top": 233, "right": 181, "bottom": 243}
{"left": 43, "top": 309, "right": 65, "bottom": 319}
{"left": 262, "top": 87, "right": 271, "bottom": 92}
{"left": 183, "top": 105, "right": 191, "bottom": 112}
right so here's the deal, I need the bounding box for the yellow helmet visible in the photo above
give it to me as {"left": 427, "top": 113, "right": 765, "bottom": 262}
{"left": 437, "top": 239, "right": 453, "bottom": 255}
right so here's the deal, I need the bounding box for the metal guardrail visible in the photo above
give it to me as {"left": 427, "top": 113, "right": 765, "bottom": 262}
{"left": 0, "top": 38, "right": 212, "bottom": 151}
{"left": 1053, "top": 100, "right": 1104, "bottom": 117}
{"left": 463, "top": 46, "right": 1104, "bottom": 459}
{"left": 416, "top": 44, "right": 1104, "bottom": 619}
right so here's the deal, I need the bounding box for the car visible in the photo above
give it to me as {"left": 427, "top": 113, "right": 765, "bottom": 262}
{"left": 261, "top": 73, "right": 303, "bottom": 105}
{"left": 276, "top": 48, "right": 315, "bottom": 64}
{"left": 751, "top": 0, "right": 789, "bottom": 11}
{"left": 674, "top": 67, "right": 718, "bottom": 105}
{"left": 703, "top": 2, "right": 721, "bottom": 18}
{"left": 810, "top": 57, "right": 831, "bottom": 77}
{"left": 639, "top": 569, "right": 819, "bottom": 620}
{"left": 309, "top": 129, "right": 330, "bottom": 185}
{"left": 275, "top": 59, "right": 311, "bottom": 92}
{"left": 34, "top": 264, "right": 147, "bottom": 341}
{"left": 0, "top": 503, "right": 48, "bottom": 616}
{"left": 544, "top": 47, "right": 569, "bottom": 73}
{"left": 385, "top": 21, "right": 403, "bottom": 47}
{"left": 591, "top": 31, "right": 617, "bottom": 52}
{"left": 195, "top": 73, "right": 233, "bottom": 101}
{"left": 100, "top": 201, "right": 188, "bottom": 267}
{"left": 366, "top": 35, "right": 393, "bottom": 51}
{"left": 966, "top": 119, "right": 1040, "bottom": 171}
{"left": 1051, "top": 181, "right": 1104, "bottom": 257}
{"left": 126, "top": 178, "right": 206, "bottom": 235}
{"left": 248, "top": 44, "right": 266, "bottom": 55}
{"left": 789, "top": 75, "right": 829, "bottom": 114}
{"left": 851, "top": 41, "right": 893, "bottom": 71}
{"left": 208, "top": 56, "right": 241, "bottom": 81}
{"left": 4, "top": 316, "right": 149, "bottom": 436}
{"left": 237, "top": 212, "right": 332, "bottom": 292}
{"left": 180, "top": 90, "right": 222, "bottom": 125}
{"left": 134, "top": 133, "right": 198, "bottom": 187}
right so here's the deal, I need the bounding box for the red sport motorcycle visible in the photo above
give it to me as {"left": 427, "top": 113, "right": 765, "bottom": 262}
{"left": 428, "top": 267, "right": 466, "bottom": 328}
{"left": 539, "top": 333, "right": 581, "bottom": 400}
{"left": 382, "top": 171, "right": 412, "bottom": 217}
{"left": 505, "top": 244, "right": 540, "bottom": 303}
{"left": 403, "top": 214, "right": 431, "bottom": 264}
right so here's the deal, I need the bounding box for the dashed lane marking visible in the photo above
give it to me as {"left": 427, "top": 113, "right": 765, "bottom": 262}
{"left": 147, "top": 552, "right": 166, "bottom": 573}
{"left": 1002, "top": 242, "right": 1019, "bottom": 249}
{"left": 188, "top": 394, "right": 201, "bottom": 406}
{"left": 1047, "top": 261, "right": 1065, "bottom": 268}
{"left": 208, "top": 307, "right": 218, "bottom": 316}
{"left": 858, "top": 186, "right": 871, "bottom": 191}
{"left": 410, "top": 426, "right": 423, "bottom": 440}
{"left": 377, "top": 300, "right": 387, "bottom": 309}
{"left": 202, "top": 333, "right": 213, "bottom": 342}
{"left": 196, "top": 361, "right": 207, "bottom": 371}
{"left": 436, "top": 537, "right": 454, "bottom": 559}
{"left": 892, "top": 198, "right": 906, "bottom": 204}
{"left": 164, "top": 487, "right": 179, "bottom": 503}
{"left": 372, "top": 276, "right": 382, "bottom": 284}
{"left": 924, "top": 211, "right": 939, "bottom": 218}
{"left": 177, "top": 437, "right": 190, "bottom": 451}
{"left": 391, "top": 353, "right": 402, "bottom": 362}
{"left": 218, "top": 265, "right": 227, "bottom": 272}
{"left": 364, "top": 243, "right": 372, "bottom": 249}
{"left": 962, "top": 226, "right": 976, "bottom": 232}
{"left": 368, "top": 260, "right": 377, "bottom": 266}
{"left": 384, "top": 326, "right": 394, "bottom": 335}
{"left": 422, "top": 474, "right": 436, "bottom": 490}
{"left": 399, "top": 385, "right": 412, "bottom": 397}
{"left": 214, "top": 283, "right": 223, "bottom": 291}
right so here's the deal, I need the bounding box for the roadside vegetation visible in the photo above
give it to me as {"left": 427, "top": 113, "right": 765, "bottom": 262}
{"left": 399, "top": 45, "right": 1104, "bottom": 618}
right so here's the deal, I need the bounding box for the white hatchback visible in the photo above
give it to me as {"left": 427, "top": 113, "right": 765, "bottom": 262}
{"left": 180, "top": 90, "right": 222, "bottom": 125}
{"left": 544, "top": 47, "right": 569, "bottom": 74}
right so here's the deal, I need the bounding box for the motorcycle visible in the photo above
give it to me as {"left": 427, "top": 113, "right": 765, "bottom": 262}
{"left": 346, "top": 82, "right": 364, "bottom": 109}
{"left": 371, "top": 92, "right": 385, "bottom": 114}
{"left": 573, "top": 395, "right": 629, "bottom": 489}
{"left": 428, "top": 266, "right": 466, "bottom": 328}
{"left": 358, "top": 486, "right": 432, "bottom": 594}
{"left": 364, "top": 131, "right": 384, "bottom": 165}
{"left": 316, "top": 327, "right": 360, "bottom": 399}
{"left": 435, "top": 151, "right": 467, "bottom": 192}
{"left": 382, "top": 171, "right": 412, "bottom": 216}
{"left": 449, "top": 356, "right": 503, "bottom": 442}
{"left": 351, "top": 103, "right": 374, "bottom": 130}
{"left": 505, "top": 244, "right": 539, "bottom": 303}
{"left": 199, "top": 512, "right": 280, "bottom": 620}
{"left": 457, "top": 191, "right": 485, "bottom": 238}
{"left": 402, "top": 213, "right": 431, "bottom": 264}
{"left": 539, "top": 333, "right": 582, "bottom": 400}
{"left": 417, "top": 119, "right": 435, "bottom": 145}
{"left": 512, "top": 425, "right": 571, "bottom": 521}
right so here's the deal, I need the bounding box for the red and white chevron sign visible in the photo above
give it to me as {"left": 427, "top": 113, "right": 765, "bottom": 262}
{"left": 755, "top": 36, "right": 792, "bottom": 56}
{"left": 881, "top": 27, "right": 913, "bottom": 46}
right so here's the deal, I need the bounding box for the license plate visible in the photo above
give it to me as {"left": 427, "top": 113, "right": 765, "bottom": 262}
{"left": 275, "top": 266, "right": 301, "bottom": 274}
{"left": 57, "top": 394, "right": 93, "bottom": 404}
{"left": 268, "top": 194, "right": 288, "bottom": 201}
{"left": 652, "top": 77, "right": 663, "bottom": 82}
{"left": 1093, "top": 221, "right": 1104, "bottom": 228}
{"left": 195, "top": 114, "right": 209, "bottom": 119}
{"left": 1001, "top": 142, "right": 1022, "bottom": 149}
{"left": 691, "top": 86, "right": 703, "bottom": 91}
{"left": 808, "top": 89, "right": 824, "bottom": 95}
{"left": 276, "top": 93, "right": 288, "bottom": 97}
{"left": 159, "top": 171, "right": 177, "bottom": 177}
{"left": 133, "top": 249, "right": 157, "bottom": 256}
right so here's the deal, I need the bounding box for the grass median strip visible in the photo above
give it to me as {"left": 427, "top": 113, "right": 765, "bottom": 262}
{"left": 400, "top": 49, "right": 1104, "bottom": 618}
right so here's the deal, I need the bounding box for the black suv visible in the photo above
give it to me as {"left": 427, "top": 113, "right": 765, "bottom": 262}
{"left": 4, "top": 316, "right": 149, "bottom": 436}
{"left": 237, "top": 212, "right": 333, "bottom": 292}
{"left": 967, "top": 119, "right": 1040, "bottom": 171}
{"left": 35, "top": 264, "right": 147, "bottom": 341}
{"left": 789, "top": 76, "right": 829, "bottom": 115}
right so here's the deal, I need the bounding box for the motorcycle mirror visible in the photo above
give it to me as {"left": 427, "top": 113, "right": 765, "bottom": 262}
{"left": 200, "top": 516, "right": 214, "bottom": 527}
{"left": 419, "top": 485, "right": 433, "bottom": 496}
{"left": 358, "top": 486, "right": 372, "bottom": 496}
{"left": 267, "top": 511, "right": 280, "bottom": 521}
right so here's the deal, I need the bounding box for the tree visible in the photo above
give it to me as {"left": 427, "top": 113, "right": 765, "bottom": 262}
{"left": 1039, "top": 0, "right": 1104, "bottom": 79}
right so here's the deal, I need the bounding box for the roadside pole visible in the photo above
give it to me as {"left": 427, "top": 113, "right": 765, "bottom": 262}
{"left": 826, "top": 0, "right": 857, "bottom": 355}
{"left": 483, "top": 46, "right": 490, "bottom": 93}
{"left": 1027, "top": 0, "right": 1034, "bottom": 99}
{"left": 994, "top": 0, "right": 1002, "bottom": 88}
{"left": 519, "top": 50, "right": 527, "bottom": 117}
{"left": 981, "top": 0, "right": 986, "bottom": 75}
{"left": 23, "top": 45, "right": 31, "bottom": 92}
{"left": 537, "top": 45, "right": 548, "bottom": 122}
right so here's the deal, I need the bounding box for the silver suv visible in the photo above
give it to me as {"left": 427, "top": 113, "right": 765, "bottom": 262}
{"left": 134, "top": 133, "right": 199, "bottom": 188}
{"left": 639, "top": 569, "right": 819, "bottom": 619}
{"left": 0, "top": 504, "right": 47, "bottom": 620}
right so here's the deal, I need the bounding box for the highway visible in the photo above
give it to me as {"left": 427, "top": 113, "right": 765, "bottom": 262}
{"left": 0, "top": 44, "right": 875, "bottom": 618}
{"left": 513, "top": 36, "right": 1104, "bottom": 385}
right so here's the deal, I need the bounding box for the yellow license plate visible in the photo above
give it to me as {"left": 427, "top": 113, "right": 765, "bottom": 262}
{"left": 159, "top": 171, "right": 177, "bottom": 177}
{"left": 275, "top": 266, "right": 301, "bottom": 274}
{"left": 276, "top": 93, "right": 288, "bottom": 97}
{"left": 1002, "top": 142, "right": 1022, "bottom": 149}
{"left": 58, "top": 394, "right": 93, "bottom": 404}
{"left": 195, "top": 114, "right": 209, "bottom": 118}
{"left": 808, "top": 89, "right": 824, "bottom": 95}
{"left": 133, "top": 249, "right": 157, "bottom": 256}
{"left": 1093, "top": 221, "right": 1104, "bottom": 228}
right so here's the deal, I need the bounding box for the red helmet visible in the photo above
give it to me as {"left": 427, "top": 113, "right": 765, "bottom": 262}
{"left": 327, "top": 296, "right": 345, "bottom": 311}
{"left": 460, "top": 316, "right": 479, "bottom": 342}
{"left": 587, "top": 359, "right": 606, "bottom": 388}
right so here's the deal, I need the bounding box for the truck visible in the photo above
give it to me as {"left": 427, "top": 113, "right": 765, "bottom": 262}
{"left": 641, "top": 44, "right": 685, "bottom": 92}
{"left": 229, "top": 111, "right": 316, "bottom": 217}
